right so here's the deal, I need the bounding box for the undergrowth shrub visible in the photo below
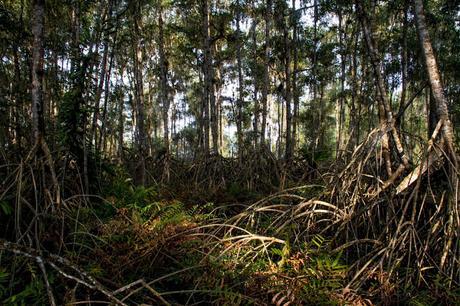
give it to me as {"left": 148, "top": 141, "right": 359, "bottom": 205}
{"left": 2, "top": 156, "right": 458, "bottom": 305}
{"left": 0, "top": 259, "right": 52, "bottom": 305}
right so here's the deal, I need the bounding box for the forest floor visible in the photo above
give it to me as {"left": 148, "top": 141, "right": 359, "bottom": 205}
{"left": 0, "top": 153, "right": 459, "bottom": 305}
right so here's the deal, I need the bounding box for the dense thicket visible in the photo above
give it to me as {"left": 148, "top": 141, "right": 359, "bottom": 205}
{"left": 0, "top": 0, "right": 459, "bottom": 304}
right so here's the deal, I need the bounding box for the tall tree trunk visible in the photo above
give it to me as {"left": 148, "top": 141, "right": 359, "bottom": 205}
{"left": 251, "top": 19, "right": 259, "bottom": 148}
{"left": 88, "top": 0, "right": 109, "bottom": 152}
{"left": 348, "top": 26, "right": 359, "bottom": 151}
{"left": 261, "top": 0, "right": 271, "bottom": 147}
{"left": 396, "top": 5, "right": 408, "bottom": 130}
{"left": 98, "top": 47, "right": 115, "bottom": 155}
{"left": 312, "top": 0, "right": 318, "bottom": 105}
{"left": 158, "top": 6, "right": 170, "bottom": 152}
{"left": 62, "top": 0, "right": 88, "bottom": 176}
{"left": 277, "top": 93, "right": 282, "bottom": 158}
{"left": 311, "top": 0, "right": 319, "bottom": 159}
{"left": 132, "top": 4, "right": 147, "bottom": 185}
{"left": 158, "top": 4, "right": 171, "bottom": 180}
{"left": 196, "top": 55, "right": 204, "bottom": 155}
{"left": 31, "top": 0, "right": 45, "bottom": 143}
{"left": 31, "top": 0, "right": 61, "bottom": 210}
{"left": 236, "top": 0, "right": 244, "bottom": 158}
{"left": 117, "top": 77, "right": 125, "bottom": 163}
{"left": 414, "top": 0, "right": 456, "bottom": 153}
{"left": 201, "top": 0, "right": 212, "bottom": 155}
{"left": 356, "top": 0, "right": 409, "bottom": 179}
{"left": 215, "top": 63, "right": 224, "bottom": 151}
{"left": 413, "top": 0, "right": 458, "bottom": 271}
{"left": 13, "top": 45, "right": 22, "bottom": 150}
{"left": 314, "top": 85, "right": 324, "bottom": 152}
{"left": 210, "top": 48, "right": 219, "bottom": 154}
{"left": 283, "top": 12, "right": 292, "bottom": 160}
{"left": 213, "top": 43, "right": 223, "bottom": 154}
{"left": 336, "top": 11, "right": 346, "bottom": 158}
{"left": 291, "top": 0, "right": 299, "bottom": 153}
{"left": 90, "top": 26, "right": 110, "bottom": 151}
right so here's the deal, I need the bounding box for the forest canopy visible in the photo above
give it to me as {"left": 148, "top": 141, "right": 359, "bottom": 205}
{"left": 0, "top": 0, "right": 459, "bottom": 304}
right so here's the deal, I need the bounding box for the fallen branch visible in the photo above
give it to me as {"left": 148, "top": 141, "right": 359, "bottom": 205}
{"left": 115, "top": 279, "right": 171, "bottom": 305}
{"left": 0, "top": 239, "right": 127, "bottom": 306}
{"left": 396, "top": 119, "right": 444, "bottom": 194}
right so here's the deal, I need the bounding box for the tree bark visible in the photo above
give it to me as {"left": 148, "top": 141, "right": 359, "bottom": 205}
{"left": 31, "top": 0, "right": 45, "bottom": 143}
{"left": 414, "top": 0, "right": 456, "bottom": 155}
{"left": 118, "top": 77, "right": 125, "bottom": 163}
{"left": 201, "top": 0, "right": 213, "bottom": 155}
{"left": 90, "top": 25, "right": 110, "bottom": 151}
{"left": 158, "top": 5, "right": 170, "bottom": 152}
{"left": 63, "top": 0, "right": 88, "bottom": 171}
{"left": 261, "top": 0, "right": 271, "bottom": 147}
{"left": 291, "top": 0, "right": 299, "bottom": 153}
{"left": 311, "top": 0, "right": 319, "bottom": 158}
{"left": 98, "top": 45, "right": 115, "bottom": 155}
{"left": 414, "top": 2, "right": 458, "bottom": 266}
{"left": 132, "top": 4, "right": 147, "bottom": 185}
{"left": 396, "top": 5, "right": 408, "bottom": 130}
{"left": 12, "top": 45, "right": 23, "bottom": 150}
{"left": 336, "top": 10, "right": 346, "bottom": 158}
{"left": 356, "top": 0, "right": 409, "bottom": 178}
{"left": 31, "top": 0, "right": 61, "bottom": 207}
{"left": 283, "top": 11, "right": 292, "bottom": 160}
{"left": 236, "top": 0, "right": 244, "bottom": 158}
{"left": 251, "top": 19, "right": 259, "bottom": 148}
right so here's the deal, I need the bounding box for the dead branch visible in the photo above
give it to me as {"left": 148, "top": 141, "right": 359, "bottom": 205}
{"left": 0, "top": 239, "right": 127, "bottom": 306}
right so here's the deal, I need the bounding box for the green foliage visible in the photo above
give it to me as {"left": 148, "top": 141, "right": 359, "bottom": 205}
{"left": 272, "top": 240, "right": 291, "bottom": 269}
{"left": 151, "top": 200, "right": 188, "bottom": 227}
{"left": 409, "top": 292, "right": 438, "bottom": 306}
{"left": 227, "top": 182, "right": 248, "bottom": 199}
{"left": 299, "top": 145, "right": 333, "bottom": 163}
{"left": 2, "top": 0, "right": 460, "bottom": 304}
{"left": 267, "top": 235, "right": 348, "bottom": 305}
{"left": 3, "top": 278, "right": 47, "bottom": 306}
{"left": 0, "top": 201, "right": 12, "bottom": 216}
{"left": 104, "top": 167, "right": 159, "bottom": 211}
{"left": 304, "top": 252, "right": 346, "bottom": 289}
{"left": 188, "top": 202, "right": 214, "bottom": 221}
{"left": 0, "top": 262, "right": 50, "bottom": 306}
{"left": 57, "top": 86, "right": 87, "bottom": 160}
{"left": 407, "top": 275, "right": 460, "bottom": 306}
{"left": 0, "top": 268, "right": 9, "bottom": 297}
